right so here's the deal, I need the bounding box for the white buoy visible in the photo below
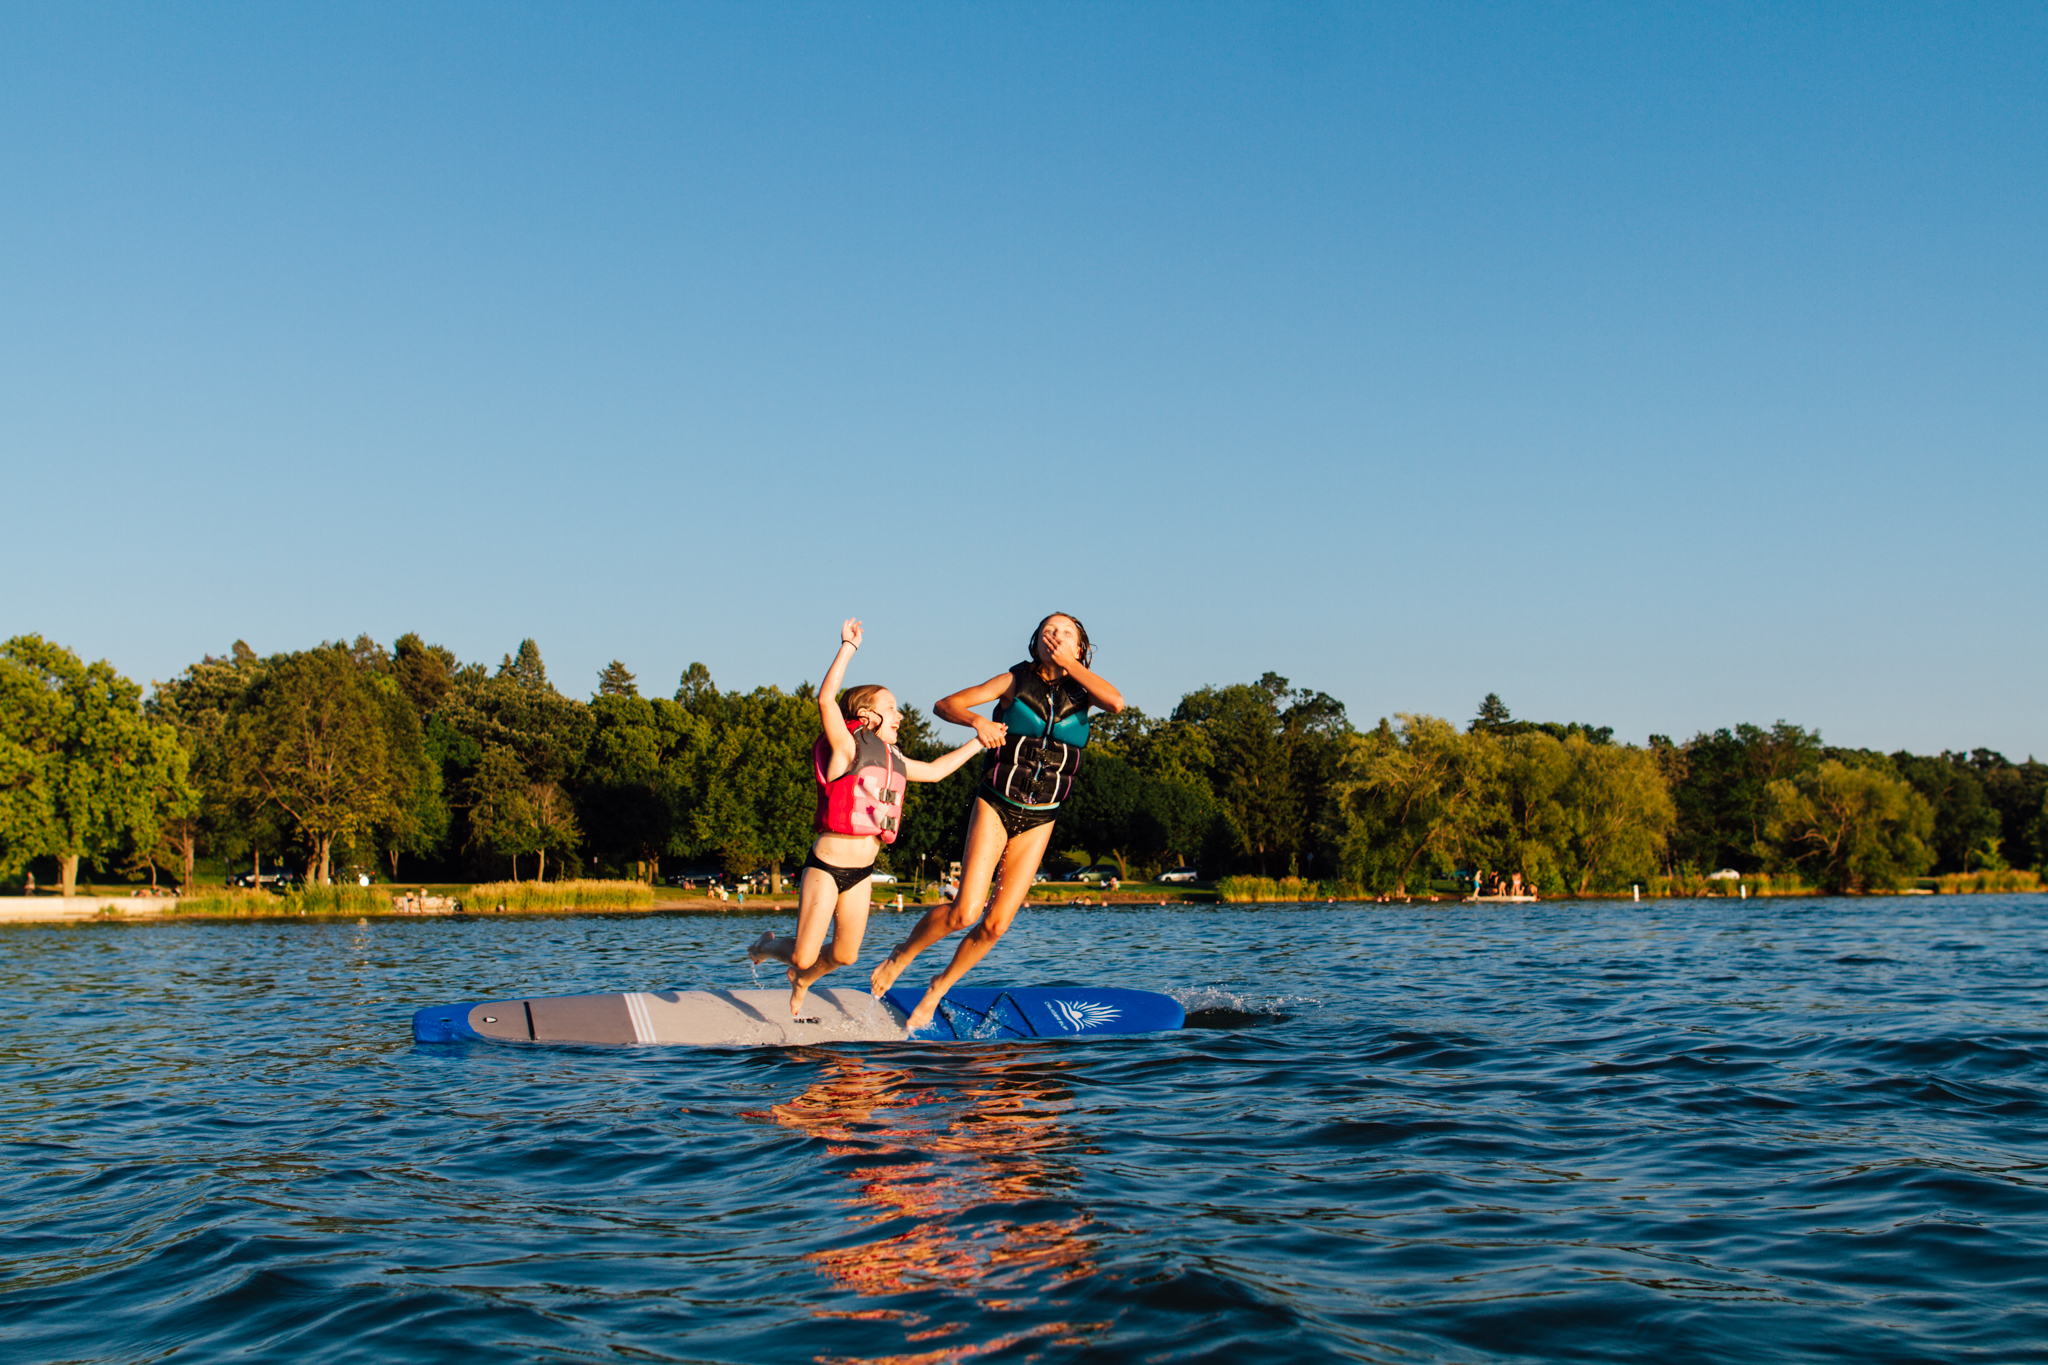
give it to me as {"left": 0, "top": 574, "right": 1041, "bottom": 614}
{"left": 1632, "top": 884, "right": 1640, "bottom": 902}
{"left": 1741, "top": 883, "right": 1748, "bottom": 899}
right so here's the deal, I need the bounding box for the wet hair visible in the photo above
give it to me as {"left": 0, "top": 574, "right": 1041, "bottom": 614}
{"left": 838, "top": 683, "right": 890, "bottom": 729}
{"left": 1028, "top": 613, "right": 1093, "bottom": 669}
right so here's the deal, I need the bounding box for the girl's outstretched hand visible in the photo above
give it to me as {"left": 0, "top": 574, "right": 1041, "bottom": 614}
{"left": 972, "top": 716, "right": 1007, "bottom": 748}
{"left": 841, "top": 618, "right": 863, "bottom": 650}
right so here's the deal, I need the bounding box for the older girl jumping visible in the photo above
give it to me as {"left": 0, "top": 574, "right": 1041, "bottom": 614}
{"left": 868, "top": 611, "right": 1124, "bottom": 1031}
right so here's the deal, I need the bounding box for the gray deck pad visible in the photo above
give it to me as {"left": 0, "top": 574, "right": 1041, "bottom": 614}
{"left": 455, "top": 987, "right": 909, "bottom": 1047}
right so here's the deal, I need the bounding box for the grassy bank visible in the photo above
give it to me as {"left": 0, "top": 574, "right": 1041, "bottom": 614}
{"left": 147, "top": 868, "right": 2044, "bottom": 920}
{"left": 1641, "top": 871, "right": 1817, "bottom": 898}
{"left": 173, "top": 879, "right": 657, "bottom": 916}
{"left": 1216, "top": 876, "right": 1368, "bottom": 903}
{"left": 1930, "top": 869, "right": 2042, "bottom": 894}
{"left": 174, "top": 886, "right": 395, "bottom": 916}
{"left": 1643, "top": 869, "right": 2041, "bottom": 897}
{"left": 468, "top": 879, "right": 655, "bottom": 912}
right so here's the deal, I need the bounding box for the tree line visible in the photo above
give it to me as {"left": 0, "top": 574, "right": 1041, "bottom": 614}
{"left": 3, "top": 633, "right": 2044, "bottom": 897}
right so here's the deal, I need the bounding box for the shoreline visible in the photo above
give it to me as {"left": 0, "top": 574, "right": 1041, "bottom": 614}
{"left": 3, "top": 886, "right": 2039, "bottom": 924}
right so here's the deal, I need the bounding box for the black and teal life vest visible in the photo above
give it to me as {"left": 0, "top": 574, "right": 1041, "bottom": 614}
{"left": 984, "top": 662, "right": 1093, "bottom": 809}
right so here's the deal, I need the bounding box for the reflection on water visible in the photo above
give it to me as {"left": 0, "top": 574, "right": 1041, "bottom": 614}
{"left": 749, "top": 1050, "right": 1103, "bottom": 1361}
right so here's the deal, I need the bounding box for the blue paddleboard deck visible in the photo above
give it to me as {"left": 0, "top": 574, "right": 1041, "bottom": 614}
{"left": 411, "top": 984, "right": 1182, "bottom": 1047}
{"left": 880, "top": 986, "right": 1184, "bottom": 1041}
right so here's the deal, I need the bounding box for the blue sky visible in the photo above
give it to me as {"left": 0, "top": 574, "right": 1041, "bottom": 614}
{"left": 5, "top": 3, "right": 2043, "bottom": 756}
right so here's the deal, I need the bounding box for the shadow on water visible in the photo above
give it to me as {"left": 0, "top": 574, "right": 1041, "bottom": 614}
{"left": 1181, "top": 1006, "right": 1293, "bottom": 1029}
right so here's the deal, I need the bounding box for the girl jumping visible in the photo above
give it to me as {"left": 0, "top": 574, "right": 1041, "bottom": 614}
{"left": 868, "top": 611, "right": 1124, "bottom": 1032}
{"left": 749, "top": 618, "right": 988, "bottom": 1018}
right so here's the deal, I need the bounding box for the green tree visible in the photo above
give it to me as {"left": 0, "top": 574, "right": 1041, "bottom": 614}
{"left": 597, "top": 660, "right": 639, "bottom": 698}
{"left": 674, "top": 681, "right": 815, "bottom": 889}
{"left": 1129, "top": 774, "right": 1222, "bottom": 873}
{"left": 1662, "top": 721, "right": 1824, "bottom": 873}
{"left": 1472, "top": 693, "right": 1514, "bottom": 733}
{"left": 230, "top": 646, "right": 401, "bottom": 884}
{"left": 1971, "top": 750, "right": 2048, "bottom": 873}
{"left": 1763, "top": 760, "right": 1934, "bottom": 893}
{"left": 674, "top": 661, "right": 717, "bottom": 709}
{"left": 1478, "top": 731, "right": 1573, "bottom": 893}
{"left": 467, "top": 743, "right": 547, "bottom": 878}
{"left": 1472, "top": 693, "right": 1613, "bottom": 745}
{"left": 1558, "top": 737, "right": 1674, "bottom": 894}
{"left": 1088, "top": 705, "right": 1156, "bottom": 757}
{"left": 145, "top": 645, "right": 271, "bottom": 891}
{"left": 0, "top": 636, "right": 192, "bottom": 896}
{"left": 579, "top": 692, "right": 706, "bottom": 881}
{"left": 392, "top": 633, "right": 457, "bottom": 716}
{"left": 1326, "top": 715, "right": 1501, "bottom": 895}
{"left": 368, "top": 672, "right": 444, "bottom": 880}
{"left": 1171, "top": 673, "right": 1349, "bottom": 875}
{"left": 1894, "top": 751, "right": 2003, "bottom": 874}
{"left": 445, "top": 641, "right": 591, "bottom": 880}
{"left": 1062, "top": 751, "right": 1144, "bottom": 876}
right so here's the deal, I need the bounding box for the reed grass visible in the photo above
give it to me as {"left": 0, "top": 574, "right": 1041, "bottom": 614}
{"left": 1932, "top": 869, "right": 2042, "bottom": 894}
{"left": 1644, "top": 871, "right": 1817, "bottom": 898}
{"left": 167, "top": 889, "right": 282, "bottom": 916}
{"left": 466, "top": 879, "right": 656, "bottom": 912}
{"left": 1638, "top": 871, "right": 1903, "bottom": 898}
{"left": 1216, "top": 876, "right": 1367, "bottom": 903}
{"left": 173, "top": 885, "right": 395, "bottom": 916}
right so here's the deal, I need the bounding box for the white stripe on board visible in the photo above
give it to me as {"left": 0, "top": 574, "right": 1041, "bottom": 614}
{"left": 623, "top": 992, "right": 655, "bottom": 1044}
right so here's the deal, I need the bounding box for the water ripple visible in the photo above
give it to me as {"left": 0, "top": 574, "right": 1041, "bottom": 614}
{"left": 3, "top": 897, "right": 2046, "bottom": 1362}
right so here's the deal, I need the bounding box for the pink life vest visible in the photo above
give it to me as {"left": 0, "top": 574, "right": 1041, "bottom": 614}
{"left": 813, "top": 720, "right": 906, "bottom": 844}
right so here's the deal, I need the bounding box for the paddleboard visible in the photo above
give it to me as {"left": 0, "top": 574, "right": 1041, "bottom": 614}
{"left": 411, "top": 984, "right": 1182, "bottom": 1047}
{"left": 880, "top": 986, "right": 1184, "bottom": 1041}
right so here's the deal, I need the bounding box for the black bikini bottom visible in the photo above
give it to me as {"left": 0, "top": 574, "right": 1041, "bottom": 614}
{"left": 980, "top": 788, "right": 1060, "bottom": 839}
{"left": 802, "top": 851, "right": 876, "bottom": 894}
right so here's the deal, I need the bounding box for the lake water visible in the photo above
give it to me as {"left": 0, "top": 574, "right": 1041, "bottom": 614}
{"left": 3, "top": 897, "right": 2045, "bottom": 1364}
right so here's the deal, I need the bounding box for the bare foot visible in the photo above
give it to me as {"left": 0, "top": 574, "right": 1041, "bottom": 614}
{"left": 905, "top": 977, "right": 945, "bottom": 1032}
{"left": 869, "top": 944, "right": 913, "bottom": 995}
{"left": 788, "top": 966, "right": 812, "bottom": 1019}
{"left": 747, "top": 931, "right": 776, "bottom": 964}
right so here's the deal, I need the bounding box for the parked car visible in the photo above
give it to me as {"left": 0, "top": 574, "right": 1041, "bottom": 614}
{"left": 1063, "top": 865, "right": 1119, "bottom": 883}
{"left": 227, "top": 860, "right": 302, "bottom": 891}
{"left": 871, "top": 872, "right": 899, "bottom": 884}
{"left": 1158, "top": 867, "right": 1200, "bottom": 884}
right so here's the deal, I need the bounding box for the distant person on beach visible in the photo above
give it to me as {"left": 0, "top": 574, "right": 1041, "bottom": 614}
{"left": 748, "top": 619, "right": 987, "bottom": 1017}
{"left": 870, "top": 612, "right": 1124, "bottom": 1032}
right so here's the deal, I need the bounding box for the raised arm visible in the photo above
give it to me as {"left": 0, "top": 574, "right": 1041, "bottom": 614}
{"left": 816, "top": 619, "right": 863, "bottom": 778}
{"left": 934, "top": 672, "right": 1015, "bottom": 750}
{"left": 1044, "top": 640, "right": 1125, "bottom": 714}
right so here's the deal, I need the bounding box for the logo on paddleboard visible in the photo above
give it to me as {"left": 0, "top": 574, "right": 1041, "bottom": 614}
{"left": 1050, "top": 999, "right": 1121, "bottom": 1031}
